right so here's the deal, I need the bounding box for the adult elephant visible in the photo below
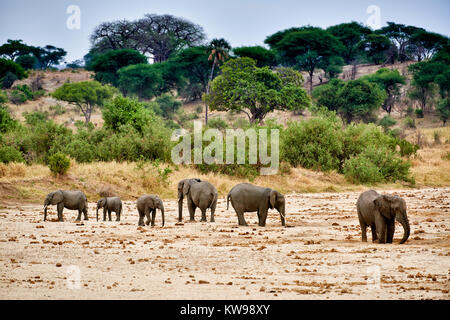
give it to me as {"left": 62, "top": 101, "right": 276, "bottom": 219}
{"left": 43, "top": 190, "right": 88, "bottom": 222}
{"left": 177, "top": 178, "right": 218, "bottom": 222}
{"left": 136, "top": 195, "right": 165, "bottom": 227}
{"left": 356, "top": 190, "right": 410, "bottom": 244}
{"left": 96, "top": 197, "right": 122, "bottom": 222}
{"left": 227, "top": 183, "right": 286, "bottom": 227}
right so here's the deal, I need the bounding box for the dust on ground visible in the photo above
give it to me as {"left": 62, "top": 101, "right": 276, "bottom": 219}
{"left": 0, "top": 188, "right": 448, "bottom": 299}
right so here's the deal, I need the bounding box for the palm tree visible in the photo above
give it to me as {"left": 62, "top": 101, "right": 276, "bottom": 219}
{"left": 205, "top": 38, "right": 231, "bottom": 124}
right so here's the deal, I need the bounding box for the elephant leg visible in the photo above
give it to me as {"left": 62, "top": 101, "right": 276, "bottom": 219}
{"left": 108, "top": 210, "right": 112, "bottom": 222}
{"left": 57, "top": 203, "right": 64, "bottom": 222}
{"left": 258, "top": 210, "right": 268, "bottom": 227}
{"left": 375, "top": 216, "right": 386, "bottom": 244}
{"left": 386, "top": 219, "right": 395, "bottom": 243}
{"left": 200, "top": 208, "right": 207, "bottom": 222}
{"left": 257, "top": 210, "right": 261, "bottom": 225}
{"left": 360, "top": 223, "right": 367, "bottom": 242}
{"left": 83, "top": 206, "right": 88, "bottom": 221}
{"left": 187, "top": 198, "right": 196, "bottom": 222}
{"left": 210, "top": 200, "right": 216, "bottom": 223}
{"left": 138, "top": 209, "right": 145, "bottom": 226}
{"left": 151, "top": 209, "right": 156, "bottom": 227}
{"left": 103, "top": 208, "right": 107, "bottom": 221}
{"left": 116, "top": 210, "right": 120, "bottom": 222}
{"left": 371, "top": 225, "right": 378, "bottom": 242}
{"left": 145, "top": 208, "right": 151, "bottom": 226}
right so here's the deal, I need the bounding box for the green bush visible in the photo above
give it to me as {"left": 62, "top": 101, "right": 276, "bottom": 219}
{"left": 0, "top": 106, "right": 16, "bottom": 133}
{"left": 379, "top": 115, "right": 397, "bottom": 131}
{"left": 49, "top": 104, "right": 66, "bottom": 115}
{"left": 9, "top": 90, "right": 27, "bottom": 104}
{"left": 2, "top": 72, "right": 17, "bottom": 89}
{"left": 415, "top": 108, "right": 424, "bottom": 118}
{"left": 404, "top": 116, "right": 416, "bottom": 128}
{"left": 23, "top": 111, "right": 49, "bottom": 125}
{"left": 207, "top": 118, "right": 228, "bottom": 130}
{"left": 48, "top": 152, "right": 70, "bottom": 175}
{"left": 0, "top": 145, "right": 24, "bottom": 164}
{"left": 343, "top": 153, "right": 384, "bottom": 184}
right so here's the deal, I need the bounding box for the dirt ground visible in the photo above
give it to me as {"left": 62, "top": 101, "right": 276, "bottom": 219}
{"left": 0, "top": 188, "right": 448, "bottom": 300}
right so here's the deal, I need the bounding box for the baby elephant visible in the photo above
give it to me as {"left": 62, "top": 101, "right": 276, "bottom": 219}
{"left": 356, "top": 190, "right": 410, "bottom": 244}
{"left": 227, "top": 183, "right": 286, "bottom": 227}
{"left": 137, "top": 195, "right": 165, "bottom": 227}
{"left": 96, "top": 197, "right": 123, "bottom": 222}
{"left": 43, "top": 190, "right": 88, "bottom": 222}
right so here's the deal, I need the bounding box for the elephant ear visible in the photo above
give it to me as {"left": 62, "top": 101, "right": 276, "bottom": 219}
{"left": 269, "top": 190, "right": 277, "bottom": 209}
{"left": 373, "top": 195, "right": 392, "bottom": 219}
{"left": 183, "top": 181, "right": 191, "bottom": 196}
{"left": 51, "top": 191, "right": 64, "bottom": 204}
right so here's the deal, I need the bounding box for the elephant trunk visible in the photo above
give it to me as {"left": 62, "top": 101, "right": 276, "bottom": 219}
{"left": 161, "top": 207, "right": 165, "bottom": 227}
{"left": 280, "top": 206, "right": 286, "bottom": 227}
{"left": 178, "top": 194, "right": 183, "bottom": 222}
{"left": 397, "top": 211, "right": 410, "bottom": 244}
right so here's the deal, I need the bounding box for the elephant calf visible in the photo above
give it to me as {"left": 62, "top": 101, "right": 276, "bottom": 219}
{"left": 96, "top": 197, "right": 122, "bottom": 222}
{"left": 227, "top": 183, "right": 286, "bottom": 227}
{"left": 178, "top": 178, "right": 218, "bottom": 222}
{"left": 43, "top": 190, "right": 88, "bottom": 222}
{"left": 137, "top": 195, "right": 165, "bottom": 227}
{"left": 356, "top": 190, "right": 410, "bottom": 244}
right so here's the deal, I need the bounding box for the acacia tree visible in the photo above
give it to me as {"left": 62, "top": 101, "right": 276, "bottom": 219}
{"left": 205, "top": 38, "right": 231, "bottom": 124}
{"left": 90, "top": 14, "right": 206, "bottom": 63}
{"left": 266, "top": 27, "right": 345, "bottom": 93}
{"left": 233, "top": 46, "right": 276, "bottom": 67}
{"left": 409, "top": 31, "right": 449, "bottom": 61}
{"left": 203, "top": 58, "right": 310, "bottom": 123}
{"left": 52, "top": 81, "right": 115, "bottom": 123}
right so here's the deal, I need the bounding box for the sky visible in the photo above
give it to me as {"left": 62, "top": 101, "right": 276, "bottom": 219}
{"left": 0, "top": 0, "right": 449, "bottom": 63}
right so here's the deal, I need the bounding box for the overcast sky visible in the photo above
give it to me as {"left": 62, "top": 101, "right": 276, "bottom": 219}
{"left": 1, "top": 0, "right": 449, "bottom": 63}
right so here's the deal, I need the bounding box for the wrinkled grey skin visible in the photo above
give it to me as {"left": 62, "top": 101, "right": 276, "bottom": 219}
{"left": 178, "top": 178, "right": 218, "bottom": 223}
{"left": 96, "top": 197, "right": 122, "bottom": 222}
{"left": 227, "top": 183, "right": 286, "bottom": 227}
{"left": 356, "top": 190, "right": 410, "bottom": 244}
{"left": 137, "top": 195, "right": 165, "bottom": 227}
{"left": 43, "top": 190, "right": 88, "bottom": 222}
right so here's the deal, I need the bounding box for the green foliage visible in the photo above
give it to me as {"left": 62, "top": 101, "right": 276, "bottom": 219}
{"left": 312, "top": 78, "right": 386, "bottom": 123}
{"left": 49, "top": 104, "right": 66, "bottom": 116}
{"left": 0, "top": 106, "right": 17, "bottom": 133}
{"left": 52, "top": 81, "right": 115, "bottom": 123}
{"left": 397, "top": 139, "right": 419, "bottom": 157}
{"left": 404, "top": 116, "right": 416, "bottom": 128}
{"left": 154, "top": 94, "right": 182, "bottom": 119}
{"left": 9, "top": 90, "right": 27, "bottom": 104}
{"left": 233, "top": 46, "right": 276, "bottom": 67}
{"left": 206, "top": 118, "right": 228, "bottom": 130}
{"left": 379, "top": 115, "right": 397, "bottom": 131}
{"left": 87, "top": 49, "right": 148, "bottom": 86}
{"left": 0, "top": 58, "right": 26, "bottom": 81}
{"left": 117, "top": 64, "right": 163, "bottom": 99}
{"left": 357, "top": 34, "right": 392, "bottom": 64}
{"left": 2, "top": 72, "right": 18, "bottom": 89}
{"left": 204, "top": 57, "right": 310, "bottom": 123}
{"left": 23, "top": 111, "right": 49, "bottom": 125}
{"left": 15, "top": 54, "right": 38, "bottom": 70}
{"left": 415, "top": 108, "right": 424, "bottom": 118}
{"left": 436, "top": 98, "right": 450, "bottom": 125}
{"left": 0, "top": 145, "right": 24, "bottom": 164}
{"left": 48, "top": 152, "right": 70, "bottom": 175}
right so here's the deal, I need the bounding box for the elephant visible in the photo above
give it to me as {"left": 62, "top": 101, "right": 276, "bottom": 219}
{"left": 43, "top": 190, "right": 88, "bottom": 222}
{"left": 136, "top": 195, "right": 165, "bottom": 227}
{"left": 177, "top": 178, "right": 218, "bottom": 222}
{"left": 227, "top": 183, "right": 286, "bottom": 227}
{"left": 356, "top": 190, "right": 410, "bottom": 244}
{"left": 96, "top": 197, "right": 122, "bottom": 222}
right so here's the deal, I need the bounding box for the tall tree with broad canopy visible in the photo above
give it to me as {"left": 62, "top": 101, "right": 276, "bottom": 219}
{"left": 0, "top": 40, "right": 34, "bottom": 60}
{"left": 117, "top": 64, "right": 164, "bottom": 99}
{"left": 52, "top": 81, "right": 116, "bottom": 123}
{"left": 357, "top": 34, "right": 392, "bottom": 64}
{"left": 203, "top": 57, "right": 311, "bottom": 124}
{"left": 266, "top": 27, "right": 345, "bottom": 93}
{"left": 409, "top": 31, "right": 449, "bottom": 62}
{"left": 362, "top": 68, "right": 406, "bottom": 114}
{"left": 233, "top": 46, "right": 276, "bottom": 67}
{"left": 90, "top": 14, "right": 206, "bottom": 63}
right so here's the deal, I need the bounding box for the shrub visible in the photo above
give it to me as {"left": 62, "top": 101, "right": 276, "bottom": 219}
{"left": 154, "top": 94, "right": 182, "bottom": 119}
{"left": 2, "top": 72, "right": 17, "bottom": 89}
{"left": 343, "top": 153, "right": 384, "bottom": 184}
{"left": 9, "top": 90, "right": 27, "bottom": 104}
{"left": 48, "top": 152, "right": 70, "bottom": 175}
{"left": 0, "top": 58, "right": 26, "bottom": 80}
{"left": 207, "top": 118, "right": 228, "bottom": 130}
{"left": 49, "top": 104, "right": 66, "bottom": 116}
{"left": 0, "top": 145, "right": 24, "bottom": 164}
{"left": 397, "top": 139, "right": 419, "bottom": 157}
{"left": 23, "top": 111, "right": 49, "bottom": 125}
{"left": 404, "top": 116, "right": 416, "bottom": 128}
{"left": 195, "top": 105, "right": 203, "bottom": 114}
{"left": 379, "top": 115, "right": 397, "bottom": 131}
{"left": 0, "top": 106, "right": 16, "bottom": 133}
{"left": 415, "top": 108, "right": 424, "bottom": 118}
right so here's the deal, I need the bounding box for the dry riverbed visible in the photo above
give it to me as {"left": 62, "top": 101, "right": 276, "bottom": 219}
{"left": 0, "top": 188, "right": 449, "bottom": 299}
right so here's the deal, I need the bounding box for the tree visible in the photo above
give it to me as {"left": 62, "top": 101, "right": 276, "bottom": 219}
{"left": 204, "top": 57, "right": 310, "bottom": 123}
{"left": 233, "top": 46, "right": 276, "bottom": 67}
{"left": 117, "top": 64, "right": 163, "bottom": 99}
{"left": 436, "top": 98, "right": 449, "bottom": 125}
{"left": 90, "top": 14, "right": 206, "bottom": 63}
{"left": 0, "top": 58, "right": 26, "bottom": 81}
{"left": 362, "top": 68, "right": 406, "bottom": 113}
{"left": 0, "top": 40, "right": 33, "bottom": 60}
{"left": 409, "top": 31, "right": 448, "bottom": 61}
{"left": 52, "top": 81, "right": 115, "bottom": 123}
{"left": 33, "top": 45, "right": 67, "bottom": 69}
{"left": 376, "top": 22, "right": 424, "bottom": 62}
{"left": 87, "top": 49, "right": 148, "bottom": 86}
{"left": 205, "top": 38, "right": 231, "bottom": 124}
{"left": 357, "top": 34, "right": 392, "bottom": 64}
{"left": 326, "top": 22, "right": 372, "bottom": 63}
{"left": 274, "top": 67, "right": 304, "bottom": 87}
{"left": 313, "top": 78, "right": 386, "bottom": 123}
{"left": 267, "top": 27, "right": 345, "bottom": 93}
{"left": 15, "top": 54, "right": 38, "bottom": 70}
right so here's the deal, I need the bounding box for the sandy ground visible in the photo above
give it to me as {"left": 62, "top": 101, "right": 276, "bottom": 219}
{"left": 0, "top": 188, "right": 449, "bottom": 300}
